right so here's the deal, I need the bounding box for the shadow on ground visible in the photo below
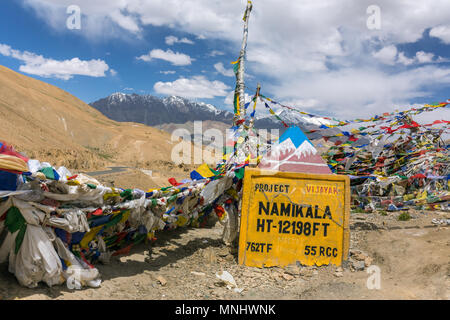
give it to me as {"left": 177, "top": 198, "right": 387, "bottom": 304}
{"left": 0, "top": 224, "right": 226, "bottom": 300}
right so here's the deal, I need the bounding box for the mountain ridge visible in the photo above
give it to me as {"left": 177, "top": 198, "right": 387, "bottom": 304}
{"left": 90, "top": 92, "right": 341, "bottom": 137}
{"left": 91, "top": 93, "right": 234, "bottom": 127}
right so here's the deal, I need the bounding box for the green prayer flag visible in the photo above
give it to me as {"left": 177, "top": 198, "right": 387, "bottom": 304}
{"left": 5, "top": 206, "right": 26, "bottom": 233}
{"left": 235, "top": 168, "right": 245, "bottom": 180}
{"left": 120, "top": 189, "right": 133, "bottom": 201}
{"left": 105, "top": 212, "right": 124, "bottom": 228}
{"left": 39, "top": 167, "right": 56, "bottom": 180}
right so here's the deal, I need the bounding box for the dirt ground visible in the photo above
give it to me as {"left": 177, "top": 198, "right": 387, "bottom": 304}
{"left": 0, "top": 203, "right": 448, "bottom": 300}
{"left": 91, "top": 162, "right": 196, "bottom": 191}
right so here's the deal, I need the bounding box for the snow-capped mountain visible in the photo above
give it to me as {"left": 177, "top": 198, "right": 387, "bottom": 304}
{"left": 258, "top": 126, "right": 332, "bottom": 174}
{"left": 266, "top": 126, "right": 317, "bottom": 158}
{"left": 90, "top": 93, "right": 233, "bottom": 127}
{"left": 90, "top": 93, "right": 342, "bottom": 139}
{"left": 293, "top": 140, "right": 318, "bottom": 157}
{"left": 269, "top": 137, "right": 316, "bottom": 159}
{"left": 255, "top": 108, "right": 333, "bottom": 128}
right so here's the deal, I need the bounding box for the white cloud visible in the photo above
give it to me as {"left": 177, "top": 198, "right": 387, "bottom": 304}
{"left": 436, "top": 56, "right": 450, "bottom": 63}
{"left": 165, "top": 36, "right": 178, "bottom": 45}
{"left": 268, "top": 65, "right": 450, "bottom": 119}
{"left": 214, "top": 62, "right": 234, "bottom": 77}
{"left": 23, "top": 1, "right": 450, "bottom": 51}
{"left": 208, "top": 50, "right": 225, "bottom": 57}
{"left": 0, "top": 44, "right": 12, "bottom": 56}
{"left": 22, "top": 0, "right": 142, "bottom": 41}
{"left": 397, "top": 51, "right": 444, "bottom": 66}
{"left": 165, "top": 35, "right": 194, "bottom": 45}
{"left": 429, "top": 25, "right": 450, "bottom": 44}
{"left": 280, "top": 98, "right": 321, "bottom": 110}
{"left": 154, "top": 75, "right": 230, "bottom": 98}
{"left": 415, "top": 51, "right": 435, "bottom": 64}
{"left": 109, "top": 68, "right": 118, "bottom": 76}
{"left": 21, "top": 0, "right": 450, "bottom": 118}
{"left": 137, "top": 49, "right": 193, "bottom": 66}
{"left": 397, "top": 52, "right": 415, "bottom": 66}
{"left": 109, "top": 9, "right": 140, "bottom": 33}
{"left": 373, "top": 45, "right": 398, "bottom": 65}
{"left": 0, "top": 43, "right": 109, "bottom": 80}
{"left": 160, "top": 70, "right": 176, "bottom": 75}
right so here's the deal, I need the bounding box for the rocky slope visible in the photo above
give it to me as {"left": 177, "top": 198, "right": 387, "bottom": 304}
{"left": 0, "top": 65, "right": 194, "bottom": 170}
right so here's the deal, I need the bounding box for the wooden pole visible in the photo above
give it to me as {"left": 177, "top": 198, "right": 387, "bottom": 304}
{"left": 249, "top": 83, "right": 260, "bottom": 129}
{"left": 233, "top": 1, "right": 253, "bottom": 127}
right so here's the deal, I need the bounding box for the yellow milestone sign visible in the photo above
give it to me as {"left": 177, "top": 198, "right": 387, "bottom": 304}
{"left": 238, "top": 168, "right": 350, "bottom": 267}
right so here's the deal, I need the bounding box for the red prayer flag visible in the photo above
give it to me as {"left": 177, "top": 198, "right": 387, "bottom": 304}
{"left": 168, "top": 177, "right": 183, "bottom": 186}
{"left": 112, "top": 244, "right": 133, "bottom": 257}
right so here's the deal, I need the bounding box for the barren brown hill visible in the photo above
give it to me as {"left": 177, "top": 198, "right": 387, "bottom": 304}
{"left": 0, "top": 65, "right": 196, "bottom": 171}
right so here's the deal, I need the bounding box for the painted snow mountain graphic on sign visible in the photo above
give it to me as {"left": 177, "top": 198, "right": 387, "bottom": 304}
{"left": 259, "top": 126, "right": 332, "bottom": 174}
{"left": 269, "top": 136, "right": 317, "bottom": 159}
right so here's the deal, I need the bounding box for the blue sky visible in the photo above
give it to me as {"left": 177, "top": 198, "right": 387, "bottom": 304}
{"left": 0, "top": 0, "right": 242, "bottom": 105}
{"left": 0, "top": 0, "right": 449, "bottom": 121}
